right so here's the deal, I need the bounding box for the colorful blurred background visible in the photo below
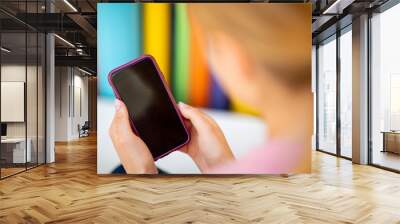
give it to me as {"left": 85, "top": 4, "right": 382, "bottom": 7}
{"left": 98, "top": 3, "right": 257, "bottom": 114}
{"left": 97, "top": 3, "right": 270, "bottom": 174}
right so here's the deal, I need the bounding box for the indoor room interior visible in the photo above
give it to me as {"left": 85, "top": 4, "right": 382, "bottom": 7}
{"left": 0, "top": 0, "right": 97, "bottom": 179}
{"left": 0, "top": 15, "right": 46, "bottom": 178}
{"left": 1, "top": 0, "right": 400, "bottom": 223}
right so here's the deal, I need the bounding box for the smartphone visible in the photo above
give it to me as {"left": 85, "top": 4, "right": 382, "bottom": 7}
{"left": 108, "top": 55, "right": 190, "bottom": 160}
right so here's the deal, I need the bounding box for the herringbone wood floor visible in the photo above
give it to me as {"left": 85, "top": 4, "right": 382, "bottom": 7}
{"left": 1, "top": 135, "right": 400, "bottom": 224}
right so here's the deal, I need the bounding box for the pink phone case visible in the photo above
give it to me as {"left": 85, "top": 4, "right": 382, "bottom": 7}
{"left": 108, "top": 55, "right": 190, "bottom": 161}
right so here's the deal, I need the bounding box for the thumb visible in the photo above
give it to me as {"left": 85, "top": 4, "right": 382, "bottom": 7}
{"left": 178, "top": 102, "right": 209, "bottom": 130}
{"left": 110, "top": 99, "right": 135, "bottom": 137}
{"left": 115, "top": 99, "right": 130, "bottom": 122}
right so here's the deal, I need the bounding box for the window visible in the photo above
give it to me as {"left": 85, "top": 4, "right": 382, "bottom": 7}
{"left": 316, "top": 25, "right": 353, "bottom": 159}
{"left": 317, "top": 36, "right": 337, "bottom": 154}
{"left": 390, "top": 74, "right": 400, "bottom": 130}
{"left": 0, "top": 1, "right": 47, "bottom": 179}
{"left": 370, "top": 2, "right": 400, "bottom": 171}
{"left": 339, "top": 28, "right": 352, "bottom": 158}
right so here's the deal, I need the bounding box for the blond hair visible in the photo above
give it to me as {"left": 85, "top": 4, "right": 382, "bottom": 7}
{"left": 188, "top": 3, "right": 311, "bottom": 88}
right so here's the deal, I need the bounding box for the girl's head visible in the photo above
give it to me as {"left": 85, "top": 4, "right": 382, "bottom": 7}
{"left": 188, "top": 3, "right": 312, "bottom": 139}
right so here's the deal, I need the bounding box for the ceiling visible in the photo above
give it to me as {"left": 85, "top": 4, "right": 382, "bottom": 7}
{"left": 0, "top": 0, "right": 392, "bottom": 74}
{"left": 0, "top": 0, "right": 98, "bottom": 73}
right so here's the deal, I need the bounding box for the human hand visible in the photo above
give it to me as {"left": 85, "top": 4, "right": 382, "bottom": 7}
{"left": 109, "top": 99, "right": 158, "bottom": 174}
{"left": 178, "top": 103, "right": 235, "bottom": 172}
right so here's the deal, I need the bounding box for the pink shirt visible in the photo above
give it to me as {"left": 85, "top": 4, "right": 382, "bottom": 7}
{"left": 211, "top": 139, "right": 310, "bottom": 174}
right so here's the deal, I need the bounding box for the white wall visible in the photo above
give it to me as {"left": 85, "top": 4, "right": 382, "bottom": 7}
{"left": 1, "top": 63, "right": 46, "bottom": 164}
{"left": 1, "top": 65, "right": 38, "bottom": 138}
{"left": 1, "top": 65, "right": 26, "bottom": 140}
{"left": 55, "top": 66, "right": 69, "bottom": 141}
{"left": 54, "top": 67, "right": 89, "bottom": 141}
{"left": 72, "top": 73, "right": 89, "bottom": 138}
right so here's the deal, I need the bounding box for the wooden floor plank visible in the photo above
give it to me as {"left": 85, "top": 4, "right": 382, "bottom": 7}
{"left": 0, "top": 135, "right": 400, "bottom": 223}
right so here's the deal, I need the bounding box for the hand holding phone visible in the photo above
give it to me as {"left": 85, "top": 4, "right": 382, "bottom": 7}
{"left": 109, "top": 100, "right": 158, "bottom": 174}
{"left": 108, "top": 99, "right": 234, "bottom": 174}
{"left": 108, "top": 55, "right": 234, "bottom": 174}
{"left": 108, "top": 55, "right": 190, "bottom": 160}
{"left": 177, "top": 103, "right": 235, "bottom": 172}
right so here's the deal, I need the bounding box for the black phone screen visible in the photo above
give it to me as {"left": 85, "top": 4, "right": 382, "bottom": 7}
{"left": 111, "top": 57, "right": 189, "bottom": 159}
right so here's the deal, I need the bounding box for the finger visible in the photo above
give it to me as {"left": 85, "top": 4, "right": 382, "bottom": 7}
{"left": 109, "top": 99, "right": 137, "bottom": 141}
{"left": 178, "top": 102, "right": 209, "bottom": 129}
{"left": 114, "top": 99, "right": 131, "bottom": 128}
{"left": 179, "top": 102, "right": 220, "bottom": 130}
